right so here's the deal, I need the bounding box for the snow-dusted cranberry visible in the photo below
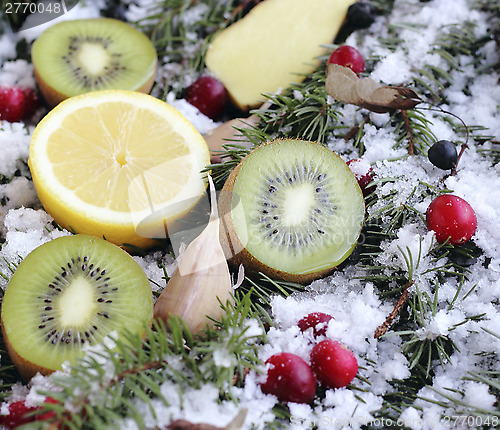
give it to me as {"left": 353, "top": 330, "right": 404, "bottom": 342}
{"left": 0, "top": 87, "right": 25, "bottom": 123}
{"left": 185, "top": 75, "right": 227, "bottom": 120}
{"left": 260, "top": 352, "right": 317, "bottom": 403}
{"left": 297, "top": 312, "right": 333, "bottom": 337}
{"left": 347, "top": 158, "right": 375, "bottom": 196}
{"left": 327, "top": 45, "right": 365, "bottom": 75}
{"left": 426, "top": 194, "right": 477, "bottom": 245}
{"left": 310, "top": 340, "right": 358, "bottom": 389}
{"left": 0, "top": 398, "right": 57, "bottom": 429}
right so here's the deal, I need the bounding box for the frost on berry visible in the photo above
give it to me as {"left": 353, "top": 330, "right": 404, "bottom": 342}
{"left": 260, "top": 352, "right": 317, "bottom": 403}
{"left": 310, "top": 339, "right": 358, "bottom": 389}
{"left": 426, "top": 194, "right": 477, "bottom": 245}
{"left": 297, "top": 312, "right": 333, "bottom": 337}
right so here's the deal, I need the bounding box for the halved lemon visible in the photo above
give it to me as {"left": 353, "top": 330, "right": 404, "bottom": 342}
{"left": 29, "top": 90, "right": 210, "bottom": 249}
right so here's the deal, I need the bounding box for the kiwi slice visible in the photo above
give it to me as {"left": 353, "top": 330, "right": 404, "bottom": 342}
{"left": 31, "top": 18, "right": 157, "bottom": 107}
{"left": 1, "top": 235, "right": 153, "bottom": 381}
{"left": 219, "top": 139, "right": 365, "bottom": 283}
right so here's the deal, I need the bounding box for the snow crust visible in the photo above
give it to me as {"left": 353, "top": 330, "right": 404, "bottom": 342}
{"left": 0, "top": 0, "right": 499, "bottom": 428}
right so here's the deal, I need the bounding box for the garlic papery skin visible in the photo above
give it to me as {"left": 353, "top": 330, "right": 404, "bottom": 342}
{"left": 154, "top": 175, "right": 233, "bottom": 334}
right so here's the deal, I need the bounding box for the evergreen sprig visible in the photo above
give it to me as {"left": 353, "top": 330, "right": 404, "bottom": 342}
{"left": 0, "top": 0, "right": 498, "bottom": 427}
{"left": 29, "top": 292, "right": 265, "bottom": 429}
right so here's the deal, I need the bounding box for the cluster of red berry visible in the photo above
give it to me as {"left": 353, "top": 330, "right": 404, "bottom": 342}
{"left": 260, "top": 312, "right": 358, "bottom": 404}
{"left": 0, "top": 86, "right": 41, "bottom": 123}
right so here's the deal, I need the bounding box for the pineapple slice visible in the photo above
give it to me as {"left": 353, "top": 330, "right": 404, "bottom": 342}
{"left": 205, "top": 0, "right": 357, "bottom": 110}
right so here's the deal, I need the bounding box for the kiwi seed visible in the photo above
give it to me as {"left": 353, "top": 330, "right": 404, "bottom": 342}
{"left": 219, "top": 139, "right": 365, "bottom": 283}
{"left": 1, "top": 235, "right": 153, "bottom": 382}
{"left": 31, "top": 18, "right": 158, "bottom": 107}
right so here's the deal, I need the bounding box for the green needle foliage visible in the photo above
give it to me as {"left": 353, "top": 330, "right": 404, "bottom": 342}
{"left": 0, "top": 0, "right": 499, "bottom": 427}
{"left": 29, "top": 292, "right": 266, "bottom": 429}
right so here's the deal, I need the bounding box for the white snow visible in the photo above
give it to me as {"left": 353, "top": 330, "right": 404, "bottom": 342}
{"left": 0, "top": 0, "right": 498, "bottom": 428}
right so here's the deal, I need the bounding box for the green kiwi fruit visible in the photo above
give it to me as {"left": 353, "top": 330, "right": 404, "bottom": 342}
{"left": 219, "top": 139, "right": 365, "bottom": 284}
{"left": 1, "top": 234, "right": 153, "bottom": 382}
{"left": 31, "top": 18, "right": 158, "bottom": 107}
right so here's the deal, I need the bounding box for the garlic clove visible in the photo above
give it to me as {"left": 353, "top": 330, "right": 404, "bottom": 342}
{"left": 154, "top": 175, "right": 233, "bottom": 334}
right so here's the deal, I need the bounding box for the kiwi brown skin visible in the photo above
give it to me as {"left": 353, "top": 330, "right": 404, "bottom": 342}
{"left": 31, "top": 18, "right": 158, "bottom": 108}
{"left": 34, "top": 64, "right": 157, "bottom": 109}
{"left": 1, "top": 323, "right": 51, "bottom": 382}
{"left": 0, "top": 235, "right": 155, "bottom": 382}
{"left": 218, "top": 139, "right": 349, "bottom": 284}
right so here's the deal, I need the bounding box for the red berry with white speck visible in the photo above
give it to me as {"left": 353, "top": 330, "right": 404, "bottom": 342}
{"left": 310, "top": 339, "right": 358, "bottom": 389}
{"left": 185, "top": 75, "right": 227, "bottom": 120}
{"left": 297, "top": 312, "right": 333, "bottom": 337}
{"left": 327, "top": 45, "right": 365, "bottom": 75}
{"left": 260, "top": 352, "right": 317, "bottom": 403}
{"left": 347, "top": 158, "right": 375, "bottom": 197}
{"left": 0, "top": 398, "right": 57, "bottom": 429}
{"left": 426, "top": 194, "right": 477, "bottom": 245}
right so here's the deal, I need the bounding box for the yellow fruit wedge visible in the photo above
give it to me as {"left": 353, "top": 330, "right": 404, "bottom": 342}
{"left": 29, "top": 90, "right": 210, "bottom": 250}
{"left": 205, "top": 0, "right": 357, "bottom": 110}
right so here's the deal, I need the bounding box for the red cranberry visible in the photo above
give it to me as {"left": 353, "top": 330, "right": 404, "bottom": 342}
{"left": 426, "top": 194, "right": 477, "bottom": 245}
{"left": 327, "top": 45, "right": 365, "bottom": 75}
{"left": 21, "top": 88, "right": 41, "bottom": 119}
{"left": 310, "top": 339, "right": 358, "bottom": 389}
{"left": 0, "top": 87, "right": 26, "bottom": 123}
{"left": 0, "top": 398, "right": 57, "bottom": 429}
{"left": 260, "top": 352, "right": 317, "bottom": 403}
{"left": 347, "top": 158, "right": 375, "bottom": 197}
{"left": 297, "top": 312, "right": 333, "bottom": 337}
{"left": 0, "top": 86, "right": 41, "bottom": 123}
{"left": 185, "top": 75, "right": 227, "bottom": 120}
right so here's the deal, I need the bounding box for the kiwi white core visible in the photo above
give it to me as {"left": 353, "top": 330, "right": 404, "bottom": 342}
{"left": 230, "top": 140, "right": 365, "bottom": 275}
{"left": 1, "top": 234, "right": 154, "bottom": 374}
{"left": 57, "top": 276, "right": 97, "bottom": 327}
{"left": 78, "top": 43, "right": 110, "bottom": 76}
{"left": 282, "top": 183, "right": 315, "bottom": 226}
{"left": 31, "top": 18, "right": 158, "bottom": 99}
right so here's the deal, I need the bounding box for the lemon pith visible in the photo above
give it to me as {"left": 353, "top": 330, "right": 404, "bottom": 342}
{"left": 29, "top": 90, "right": 210, "bottom": 249}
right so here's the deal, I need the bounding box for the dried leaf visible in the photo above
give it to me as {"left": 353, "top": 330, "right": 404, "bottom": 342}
{"left": 325, "top": 64, "right": 359, "bottom": 104}
{"left": 326, "top": 63, "right": 421, "bottom": 113}
{"left": 166, "top": 420, "right": 223, "bottom": 430}
{"left": 164, "top": 409, "right": 247, "bottom": 430}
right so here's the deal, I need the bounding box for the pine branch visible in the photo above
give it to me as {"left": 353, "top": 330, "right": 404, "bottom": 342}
{"left": 30, "top": 293, "right": 266, "bottom": 429}
{"left": 206, "top": 60, "right": 349, "bottom": 184}
{"left": 374, "top": 280, "right": 413, "bottom": 339}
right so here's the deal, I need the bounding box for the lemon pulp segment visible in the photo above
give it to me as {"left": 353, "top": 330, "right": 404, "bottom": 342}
{"left": 29, "top": 90, "right": 210, "bottom": 248}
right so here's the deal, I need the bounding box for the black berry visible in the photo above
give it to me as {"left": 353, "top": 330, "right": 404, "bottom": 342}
{"left": 102, "top": 0, "right": 128, "bottom": 21}
{"left": 428, "top": 140, "right": 458, "bottom": 170}
{"left": 346, "top": 2, "right": 376, "bottom": 30}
